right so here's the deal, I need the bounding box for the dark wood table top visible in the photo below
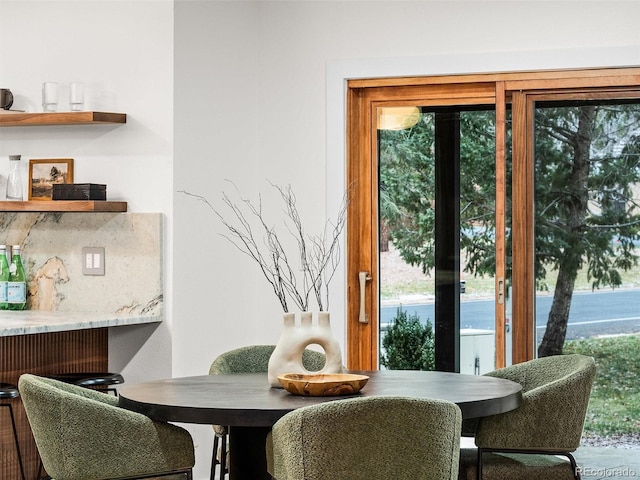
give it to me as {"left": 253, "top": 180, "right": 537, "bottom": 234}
{"left": 118, "top": 370, "right": 522, "bottom": 426}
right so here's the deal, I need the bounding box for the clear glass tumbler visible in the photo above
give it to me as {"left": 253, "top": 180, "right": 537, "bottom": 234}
{"left": 42, "top": 82, "right": 59, "bottom": 112}
{"left": 70, "top": 82, "right": 84, "bottom": 111}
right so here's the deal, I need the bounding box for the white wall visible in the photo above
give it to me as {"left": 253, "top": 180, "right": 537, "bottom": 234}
{"left": 174, "top": 2, "right": 640, "bottom": 477}
{"left": 0, "top": 0, "right": 175, "bottom": 385}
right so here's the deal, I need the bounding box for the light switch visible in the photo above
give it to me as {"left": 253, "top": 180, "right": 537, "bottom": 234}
{"left": 82, "top": 247, "right": 105, "bottom": 275}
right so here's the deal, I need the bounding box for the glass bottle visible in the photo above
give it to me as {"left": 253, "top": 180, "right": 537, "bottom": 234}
{"left": 0, "top": 245, "right": 9, "bottom": 310}
{"left": 8, "top": 245, "right": 27, "bottom": 310}
{"left": 6, "top": 154, "right": 23, "bottom": 200}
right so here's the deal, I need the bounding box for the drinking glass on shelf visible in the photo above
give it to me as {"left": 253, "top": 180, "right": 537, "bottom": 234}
{"left": 70, "top": 82, "right": 84, "bottom": 111}
{"left": 42, "top": 82, "right": 58, "bottom": 112}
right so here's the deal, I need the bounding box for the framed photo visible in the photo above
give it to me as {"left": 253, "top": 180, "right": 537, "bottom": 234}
{"left": 28, "top": 158, "right": 74, "bottom": 201}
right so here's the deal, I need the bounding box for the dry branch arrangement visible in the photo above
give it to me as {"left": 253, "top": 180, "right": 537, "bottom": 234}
{"left": 181, "top": 182, "right": 347, "bottom": 312}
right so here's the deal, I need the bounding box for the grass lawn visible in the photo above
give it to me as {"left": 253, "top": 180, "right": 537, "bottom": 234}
{"left": 564, "top": 334, "right": 640, "bottom": 438}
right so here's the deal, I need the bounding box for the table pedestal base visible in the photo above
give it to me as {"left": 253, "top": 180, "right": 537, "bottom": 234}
{"left": 229, "top": 426, "right": 272, "bottom": 480}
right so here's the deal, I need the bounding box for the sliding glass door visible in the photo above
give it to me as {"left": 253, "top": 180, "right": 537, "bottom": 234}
{"left": 347, "top": 68, "right": 640, "bottom": 372}
{"left": 378, "top": 106, "right": 500, "bottom": 374}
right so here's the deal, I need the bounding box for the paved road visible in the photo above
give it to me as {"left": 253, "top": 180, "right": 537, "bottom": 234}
{"left": 381, "top": 288, "right": 640, "bottom": 340}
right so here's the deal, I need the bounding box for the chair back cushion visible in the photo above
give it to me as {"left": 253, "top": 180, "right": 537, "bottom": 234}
{"left": 267, "top": 396, "right": 462, "bottom": 480}
{"left": 209, "top": 344, "right": 326, "bottom": 374}
{"left": 19, "top": 374, "right": 194, "bottom": 480}
{"left": 475, "top": 354, "right": 596, "bottom": 451}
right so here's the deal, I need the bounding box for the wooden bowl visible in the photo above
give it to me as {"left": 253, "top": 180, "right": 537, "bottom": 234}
{"left": 277, "top": 373, "right": 369, "bottom": 396}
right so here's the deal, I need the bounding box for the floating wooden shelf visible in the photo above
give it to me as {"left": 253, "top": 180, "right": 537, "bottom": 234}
{"left": 0, "top": 111, "right": 127, "bottom": 127}
{"left": 0, "top": 201, "right": 127, "bottom": 212}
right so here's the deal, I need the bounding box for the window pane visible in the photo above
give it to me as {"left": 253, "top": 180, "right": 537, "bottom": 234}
{"left": 378, "top": 107, "right": 497, "bottom": 373}
{"left": 378, "top": 108, "right": 436, "bottom": 371}
{"left": 534, "top": 101, "right": 640, "bottom": 357}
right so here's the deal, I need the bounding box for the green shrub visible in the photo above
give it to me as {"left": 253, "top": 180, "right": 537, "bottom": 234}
{"left": 380, "top": 307, "right": 435, "bottom": 370}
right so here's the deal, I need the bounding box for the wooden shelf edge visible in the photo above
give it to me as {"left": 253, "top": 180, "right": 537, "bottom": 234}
{"left": 0, "top": 111, "right": 127, "bottom": 126}
{"left": 0, "top": 201, "right": 128, "bottom": 212}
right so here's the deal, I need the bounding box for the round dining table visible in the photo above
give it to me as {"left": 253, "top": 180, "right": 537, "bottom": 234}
{"left": 118, "top": 370, "right": 522, "bottom": 479}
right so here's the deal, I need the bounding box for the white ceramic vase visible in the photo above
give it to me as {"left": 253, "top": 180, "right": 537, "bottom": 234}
{"left": 267, "top": 311, "right": 343, "bottom": 388}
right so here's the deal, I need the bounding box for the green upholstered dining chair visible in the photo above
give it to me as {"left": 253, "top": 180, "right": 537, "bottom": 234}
{"left": 266, "top": 395, "right": 462, "bottom": 480}
{"left": 18, "top": 373, "right": 195, "bottom": 480}
{"left": 208, "top": 344, "right": 325, "bottom": 480}
{"left": 458, "top": 354, "right": 596, "bottom": 480}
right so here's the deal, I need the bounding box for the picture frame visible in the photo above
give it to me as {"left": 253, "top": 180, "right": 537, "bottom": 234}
{"left": 28, "top": 158, "right": 74, "bottom": 201}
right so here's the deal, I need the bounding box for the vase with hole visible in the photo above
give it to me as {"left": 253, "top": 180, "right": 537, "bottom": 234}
{"left": 268, "top": 311, "right": 343, "bottom": 388}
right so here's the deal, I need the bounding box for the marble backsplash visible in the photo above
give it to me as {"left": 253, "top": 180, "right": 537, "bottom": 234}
{"left": 0, "top": 212, "right": 162, "bottom": 316}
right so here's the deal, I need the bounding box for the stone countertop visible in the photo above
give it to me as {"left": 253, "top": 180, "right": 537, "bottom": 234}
{"left": 0, "top": 310, "right": 161, "bottom": 337}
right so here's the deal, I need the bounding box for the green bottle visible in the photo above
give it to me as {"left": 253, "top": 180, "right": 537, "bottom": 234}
{"left": 8, "top": 245, "right": 27, "bottom": 310}
{"left": 0, "top": 245, "right": 9, "bottom": 310}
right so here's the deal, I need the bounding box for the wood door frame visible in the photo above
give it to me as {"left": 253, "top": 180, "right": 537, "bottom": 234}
{"left": 346, "top": 67, "right": 640, "bottom": 370}
{"left": 494, "top": 81, "right": 507, "bottom": 368}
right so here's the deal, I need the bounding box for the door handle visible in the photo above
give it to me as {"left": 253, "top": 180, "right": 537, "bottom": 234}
{"left": 358, "top": 271, "right": 372, "bottom": 323}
